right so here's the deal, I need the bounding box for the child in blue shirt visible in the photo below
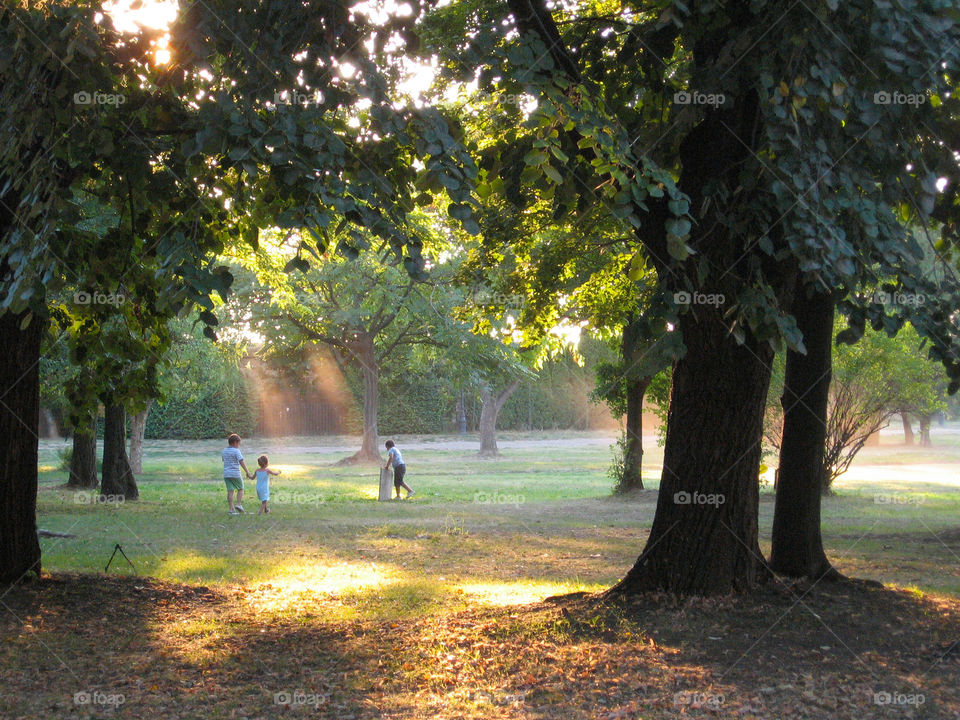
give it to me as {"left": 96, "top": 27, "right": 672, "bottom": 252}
{"left": 222, "top": 433, "right": 250, "bottom": 515}
{"left": 255, "top": 454, "right": 281, "bottom": 514}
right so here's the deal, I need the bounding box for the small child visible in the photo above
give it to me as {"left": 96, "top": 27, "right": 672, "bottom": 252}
{"left": 222, "top": 434, "right": 250, "bottom": 515}
{"left": 384, "top": 439, "right": 414, "bottom": 500}
{"left": 254, "top": 454, "right": 281, "bottom": 514}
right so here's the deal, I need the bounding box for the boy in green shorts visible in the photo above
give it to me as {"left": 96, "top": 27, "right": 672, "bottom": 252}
{"left": 222, "top": 433, "right": 251, "bottom": 515}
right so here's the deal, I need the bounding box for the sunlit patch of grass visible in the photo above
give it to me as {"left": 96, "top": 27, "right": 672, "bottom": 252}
{"left": 456, "top": 579, "right": 602, "bottom": 607}
{"left": 339, "top": 578, "right": 455, "bottom": 620}
{"left": 160, "top": 551, "right": 238, "bottom": 582}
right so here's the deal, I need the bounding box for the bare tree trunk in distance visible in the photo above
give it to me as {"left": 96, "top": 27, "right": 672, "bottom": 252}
{"left": 769, "top": 290, "right": 837, "bottom": 580}
{"left": 128, "top": 400, "right": 152, "bottom": 474}
{"left": 617, "top": 318, "right": 652, "bottom": 492}
{"left": 68, "top": 408, "right": 98, "bottom": 489}
{"left": 919, "top": 416, "right": 932, "bottom": 447}
{"left": 478, "top": 380, "right": 520, "bottom": 457}
{"left": 0, "top": 310, "right": 45, "bottom": 582}
{"left": 339, "top": 335, "right": 382, "bottom": 464}
{"left": 901, "top": 412, "right": 914, "bottom": 445}
{"left": 101, "top": 404, "right": 138, "bottom": 500}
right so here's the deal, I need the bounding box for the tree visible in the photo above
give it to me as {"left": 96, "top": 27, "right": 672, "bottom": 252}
{"left": 769, "top": 289, "right": 837, "bottom": 579}
{"left": 766, "top": 320, "right": 950, "bottom": 499}
{"left": 0, "top": 310, "right": 44, "bottom": 581}
{"left": 478, "top": 380, "right": 521, "bottom": 456}
{"left": 128, "top": 401, "right": 152, "bottom": 475}
{"left": 3, "top": 0, "right": 483, "bottom": 581}
{"left": 425, "top": 0, "right": 960, "bottom": 594}
{"left": 100, "top": 405, "right": 138, "bottom": 500}
{"left": 236, "top": 234, "right": 470, "bottom": 462}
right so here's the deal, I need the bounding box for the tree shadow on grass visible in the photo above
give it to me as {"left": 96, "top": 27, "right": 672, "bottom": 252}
{"left": 2, "top": 573, "right": 959, "bottom": 719}
{"left": 0, "top": 573, "right": 402, "bottom": 719}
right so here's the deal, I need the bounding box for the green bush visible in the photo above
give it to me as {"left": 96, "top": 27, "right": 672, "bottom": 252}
{"left": 146, "top": 379, "right": 257, "bottom": 439}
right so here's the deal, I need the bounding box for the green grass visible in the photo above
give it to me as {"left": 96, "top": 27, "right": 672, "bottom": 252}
{"left": 34, "top": 427, "right": 960, "bottom": 614}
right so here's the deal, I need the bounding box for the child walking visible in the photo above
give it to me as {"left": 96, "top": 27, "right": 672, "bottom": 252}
{"left": 222, "top": 433, "right": 250, "bottom": 515}
{"left": 255, "top": 454, "right": 281, "bottom": 514}
{"left": 384, "top": 439, "right": 414, "bottom": 499}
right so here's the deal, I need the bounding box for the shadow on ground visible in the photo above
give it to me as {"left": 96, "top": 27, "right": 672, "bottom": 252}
{"left": 2, "top": 573, "right": 959, "bottom": 719}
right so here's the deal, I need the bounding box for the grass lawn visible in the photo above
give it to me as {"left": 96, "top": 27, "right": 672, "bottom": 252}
{"left": 3, "top": 427, "right": 960, "bottom": 718}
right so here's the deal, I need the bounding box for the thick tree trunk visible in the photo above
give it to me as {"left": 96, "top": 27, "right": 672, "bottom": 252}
{"left": 340, "top": 337, "right": 381, "bottom": 464}
{"left": 101, "top": 404, "right": 138, "bottom": 500}
{"left": 68, "top": 409, "right": 98, "bottom": 489}
{"left": 609, "top": 309, "right": 773, "bottom": 595}
{"left": 478, "top": 380, "right": 520, "bottom": 456}
{"left": 769, "top": 290, "right": 836, "bottom": 579}
{"left": 0, "top": 310, "right": 44, "bottom": 583}
{"left": 128, "top": 400, "right": 152, "bottom": 474}
{"left": 901, "top": 412, "right": 914, "bottom": 445}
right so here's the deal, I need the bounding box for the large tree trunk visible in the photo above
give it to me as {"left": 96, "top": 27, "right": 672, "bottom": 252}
{"left": 339, "top": 336, "right": 381, "bottom": 464}
{"left": 478, "top": 380, "right": 520, "bottom": 456}
{"left": 0, "top": 310, "right": 44, "bottom": 583}
{"left": 769, "top": 290, "right": 836, "bottom": 579}
{"left": 609, "top": 308, "right": 774, "bottom": 595}
{"left": 101, "top": 404, "right": 138, "bottom": 500}
{"left": 68, "top": 409, "right": 98, "bottom": 489}
{"left": 919, "top": 416, "right": 932, "bottom": 447}
{"left": 901, "top": 412, "right": 914, "bottom": 445}
{"left": 128, "top": 400, "right": 152, "bottom": 474}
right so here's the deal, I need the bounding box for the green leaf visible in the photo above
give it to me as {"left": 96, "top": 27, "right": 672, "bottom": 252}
{"left": 543, "top": 164, "right": 564, "bottom": 184}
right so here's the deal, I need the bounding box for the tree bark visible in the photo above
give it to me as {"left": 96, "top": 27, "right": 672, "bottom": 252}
{"left": 478, "top": 380, "right": 520, "bottom": 456}
{"left": 128, "top": 399, "right": 152, "bottom": 474}
{"left": 919, "top": 416, "right": 931, "bottom": 447}
{"left": 609, "top": 308, "right": 774, "bottom": 595}
{"left": 456, "top": 389, "right": 468, "bottom": 434}
{"left": 101, "top": 403, "right": 138, "bottom": 500}
{"left": 0, "top": 309, "right": 44, "bottom": 582}
{"left": 901, "top": 412, "right": 914, "bottom": 445}
{"left": 68, "top": 409, "right": 98, "bottom": 489}
{"left": 616, "top": 377, "right": 651, "bottom": 492}
{"left": 617, "top": 319, "right": 651, "bottom": 492}
{"left": 769, "top": 290, "right": 836, "bottom": 579}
